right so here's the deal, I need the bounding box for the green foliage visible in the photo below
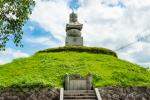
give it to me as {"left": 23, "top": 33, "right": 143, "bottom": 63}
{"left": 0, "top": 0, "right": 35, "bottom": 50}
{"left": 0, "top": 51, "right": 149, "bottom": 89}
{"left": 38, "top": 46, "right": 118, "bottom": 57}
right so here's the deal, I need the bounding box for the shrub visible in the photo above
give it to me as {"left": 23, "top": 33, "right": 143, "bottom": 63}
{"left": 37, "top": 46, "right": 117, "bottom": 57}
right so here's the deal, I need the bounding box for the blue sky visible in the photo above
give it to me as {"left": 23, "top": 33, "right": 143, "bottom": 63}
{"left": 0, "top": 0, "right": 150, "bottom": 67}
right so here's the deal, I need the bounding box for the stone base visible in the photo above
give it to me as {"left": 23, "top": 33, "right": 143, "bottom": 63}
{"left": 65, "top": 36, "right": 83, "bottom": 46}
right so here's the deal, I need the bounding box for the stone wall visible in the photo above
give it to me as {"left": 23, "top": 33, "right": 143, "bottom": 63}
{"left": 99, "top": 86, "right": 150, "bottom": 100}
{"left": 0, "top": 87, "right": 59, "bottom": 100}
{"left": 0, "top": 86, "right": 150, "bottom": 100}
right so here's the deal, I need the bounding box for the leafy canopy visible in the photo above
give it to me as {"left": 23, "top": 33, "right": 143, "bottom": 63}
{"left": 0, "top": 0, "right": 35, "bottom": 50}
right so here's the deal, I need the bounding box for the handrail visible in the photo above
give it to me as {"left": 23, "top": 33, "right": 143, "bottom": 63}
{"left": 95, "top": 88, "right": 102, "bottom": 100}
{"left": 60, "top": 88, "right": 64, "bottom": 100}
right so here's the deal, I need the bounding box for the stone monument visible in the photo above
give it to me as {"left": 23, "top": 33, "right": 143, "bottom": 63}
{"left": 65, "top": 12, "right": 83, "bottom": 46}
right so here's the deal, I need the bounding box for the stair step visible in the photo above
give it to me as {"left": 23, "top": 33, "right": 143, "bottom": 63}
{"left": 62, "top": 89, "right": 97, "bottom": 100}
{"left": 64, "top": 90, "right": 94, "bottom": 91}
{"left": 64, "top": 93, "right": 96, "bottom": 96}
{"left": 64, "top": 96, "right": 96, "bottom": 99}
{"left": 64, "top": 90, "right": 94, "bottom": 93}
{"left": 64, "top": 99, "right": 96, "bottom": 100}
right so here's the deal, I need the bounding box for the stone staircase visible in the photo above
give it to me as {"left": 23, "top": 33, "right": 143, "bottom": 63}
{"left": 60, "top": 74, "right": 102, "bottom": 100}
{"left": 64, "top": 90, "right": 97, "bottom": 100}
{"left": 60, "top": 88, "right": 102, "bottom": 100}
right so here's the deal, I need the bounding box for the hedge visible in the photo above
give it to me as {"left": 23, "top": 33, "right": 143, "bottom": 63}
{"left": 37, "top": 46, "right": 117, "bottom": 57}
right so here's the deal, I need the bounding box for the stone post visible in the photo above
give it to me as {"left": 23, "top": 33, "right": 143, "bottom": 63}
{"left": 87, "top": 74, "right": 93, "bottom": 90}
{"left": 64, "top": 74, "right": 70, "bottom": 90}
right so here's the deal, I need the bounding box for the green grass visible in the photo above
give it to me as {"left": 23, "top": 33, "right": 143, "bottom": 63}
{"left": 0, "top": 48, "right": 150, "bottom": 89}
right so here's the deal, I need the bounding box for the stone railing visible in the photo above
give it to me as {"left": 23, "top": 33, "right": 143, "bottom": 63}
{"left": 59, "top": 88, "right": 64, "bottom": 100}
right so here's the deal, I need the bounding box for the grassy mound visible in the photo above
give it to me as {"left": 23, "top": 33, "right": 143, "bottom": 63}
{"left": 37, "top": 46, "right": 117, "bottom": 57}
{"left": 0, "top": 47, "right": 150, "bottom": 89}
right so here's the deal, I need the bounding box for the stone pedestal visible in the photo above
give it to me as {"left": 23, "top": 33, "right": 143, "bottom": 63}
{"left": 65, "top": 37, "right": 83, "bottom": 46}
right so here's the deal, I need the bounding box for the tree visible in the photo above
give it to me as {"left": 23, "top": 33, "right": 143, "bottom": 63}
{"left": 0, "top": 0, "right": 35, "bottom": 50}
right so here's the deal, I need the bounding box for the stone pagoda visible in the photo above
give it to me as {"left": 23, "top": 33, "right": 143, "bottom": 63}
{"left": 65, "top": 12, "right": 83, "bottom": 46}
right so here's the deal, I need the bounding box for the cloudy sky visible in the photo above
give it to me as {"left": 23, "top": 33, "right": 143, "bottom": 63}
{"left": 0, "top": 0, "right": 150, "bottom": 67}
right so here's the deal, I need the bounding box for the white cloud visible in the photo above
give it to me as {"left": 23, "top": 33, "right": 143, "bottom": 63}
{"left": 0, "top": 48, "right": 29, "bottom": 65}
{"left": 0, "top": 60, "right": 8, "bottom": 65}
{"left": 77, "top": 0, "right": 150, "bottom": 67}
{"left": 25, "top": 36, "right": 61, "bottom": 47}
{"left": 30, "top": 0, "right": 71, "bottom": 44}
{"left": 28, "top": 0, "right": 150, "bottom": 67}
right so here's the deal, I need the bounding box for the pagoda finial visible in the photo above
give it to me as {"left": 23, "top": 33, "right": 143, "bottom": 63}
{"left": 72, "top": 8, "right": 75, "bottom": 13}
{"left": 69, "top": 11, "right": 78, "bottom": 23}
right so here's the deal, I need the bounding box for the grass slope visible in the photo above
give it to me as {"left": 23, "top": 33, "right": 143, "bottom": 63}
{"left": 0, "top": 48, "right": 150, "bottom": 88}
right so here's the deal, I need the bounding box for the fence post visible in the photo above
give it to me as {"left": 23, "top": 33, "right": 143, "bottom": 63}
{"left": 87, "top": 74, "right": 93, "bottom": 90}
{"left": 65, "top": 74, "right": 70, "bottom": 90}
